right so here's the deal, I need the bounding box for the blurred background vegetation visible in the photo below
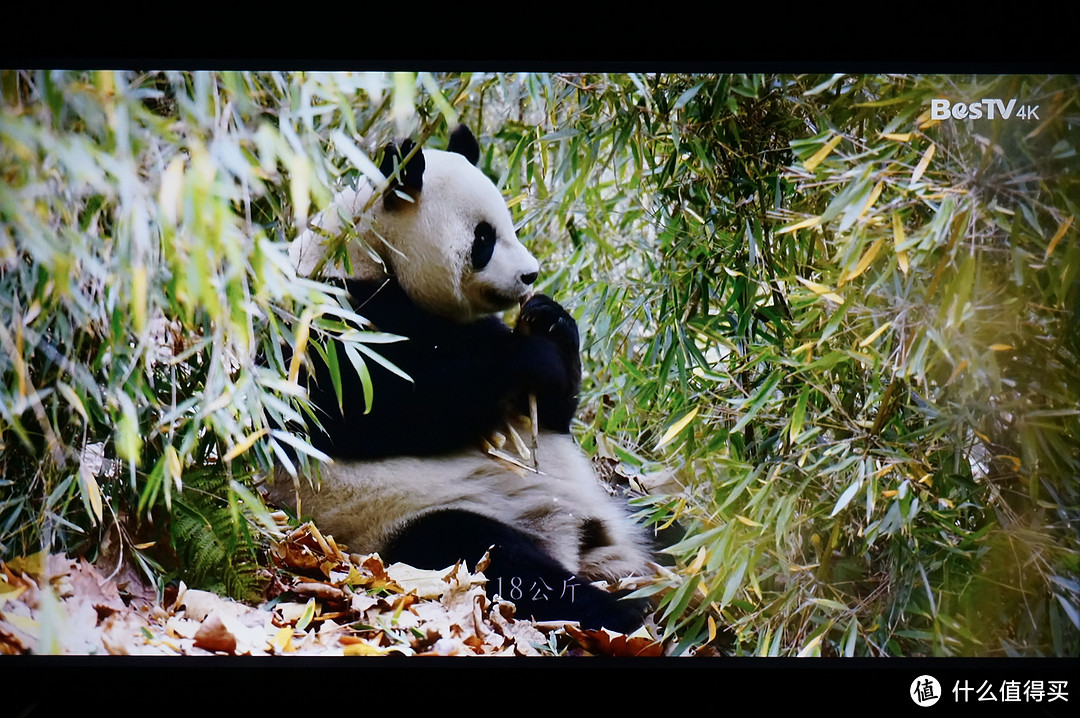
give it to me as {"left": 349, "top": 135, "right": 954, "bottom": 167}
{"left": 2, "top": 71, "right": 1077, "bottom": 657}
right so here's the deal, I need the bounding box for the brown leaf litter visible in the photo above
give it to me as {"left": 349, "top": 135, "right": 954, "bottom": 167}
{"left": 0, "top": 522, "right": 663, "bottom": 658}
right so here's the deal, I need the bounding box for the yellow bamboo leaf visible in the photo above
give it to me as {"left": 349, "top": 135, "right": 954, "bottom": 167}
{"left": 893, "top": 213, "right": 909, "bottom": 274}
{"left": 859, "top": 180, "right": 884, "bottom": 219}
{"left": 881, "top": 132, "right": 912, "bottom": 142}
{"left": 796, "top": 277, "right": 846, "bottom": 302}
{"left": 735, "top": 514, "right": 763, "bottom": 527}
{"left": 81, "top": 471, "right": 104, "bottom": 524}
{"left": 795, "top": 276, "right": 832, "bottom": 294}
{"left": 222, "top": 428, "right": 268, "bottom": 462}
{"left": 909, "top": 143, "right": 936, "bottom": 188}
{"left": 343, "top": 641, "right": 391, "bottom": 656}
{"left": 842, "top": 238, "right": 886, "bottom": 285}
{"left": 882, "top": 489, "right": 898, "bottom": 498}
{"left": 999, "top": 455, "right": 1022, "bottom": 471}
{"left": 946, "top": 359, "right": 968, "bottom": 385}
{"left": 989, "top": 344, "right": 1014, "bottom": 351}
{"left": 270, "top": 626, "right": 294, "bottom": 653}
{"left": 797, "top": 634, "right": 823, "bottom": 657}
{"left": 288, "top": 309, "right": 314, "bottom": 385}
{"left": 687, "top": 545, "right": 707, "bottom": 574}
{"left": 56, "top": 381, "right": 88, "bottom": 422}
{"left": 858, "top": 322, "right": 892, "bottom": 348}
{"left": 165, "top": 445, "right": 183, "bottom": 491}
{"left": 1045, "top": 215, "right": 1073, "bottom": 259}
{"left": 655, "top": 406, "right": 699, "bottom": 450}
{"left": 916, "top": 108, "right": 938, "bottom": 129}
{"left": 778, "top": 215, "right": 822, "bottom": 235}
{"left": 804, "top": 135, "right": 843, "bottom": 172}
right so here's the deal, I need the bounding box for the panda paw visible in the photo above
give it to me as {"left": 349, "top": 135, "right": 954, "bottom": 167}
{"left": 516, "top": 294, "right": 579, "bottom": 356}
{"left": 515, "top": 294, "right": 582, "bottom": 429}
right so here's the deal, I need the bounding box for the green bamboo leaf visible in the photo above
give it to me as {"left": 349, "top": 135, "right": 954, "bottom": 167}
{"left": 351, "top": 341, "right": 412, "bottom": 383}
{"left": 729, "top": 370, "right": 782, "bottom": 435}
{"left": 324, "top": 338, "right": 343, "bottom": 413}
{"left": 789, "top": 385, "right": 811, "bottom": 442}
{"left": 830, "top": 478, "right": 863, "bottom": 517}
{"left": 342, "top": 343, "right": 374, "bottom": 416}
{"left": 720, "top": 554, "right": 749, "bottom": 607}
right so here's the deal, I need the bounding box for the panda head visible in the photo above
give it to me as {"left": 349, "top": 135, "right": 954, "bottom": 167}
{"left": 371, "top": 125, "right": 539, "bottom": 323}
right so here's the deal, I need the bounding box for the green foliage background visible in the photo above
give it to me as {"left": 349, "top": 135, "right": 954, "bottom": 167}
{"left": 2, "top": 71, "right": 1077, "bottom": 656}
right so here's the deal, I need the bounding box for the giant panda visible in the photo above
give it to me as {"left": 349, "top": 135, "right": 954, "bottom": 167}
{"left": 274, "top": 125, "right": 652, "bottom": 633}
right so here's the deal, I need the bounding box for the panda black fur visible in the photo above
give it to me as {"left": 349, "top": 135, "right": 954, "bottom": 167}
{"left": 275, "top": 126, "right": 652, "bottom": 632}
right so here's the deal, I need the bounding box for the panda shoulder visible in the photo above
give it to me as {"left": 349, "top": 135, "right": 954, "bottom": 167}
{"left": 342, "top": 278, "right": 509, "bottom": 343}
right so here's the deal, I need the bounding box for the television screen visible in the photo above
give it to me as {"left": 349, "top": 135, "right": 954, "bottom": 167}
{"left": 1, "top": 70, "right": 1075, "bottom": 708}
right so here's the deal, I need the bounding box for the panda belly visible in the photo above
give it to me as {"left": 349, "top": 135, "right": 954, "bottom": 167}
{"left": 273, "top": 432, "right": 651, "bottom": 631}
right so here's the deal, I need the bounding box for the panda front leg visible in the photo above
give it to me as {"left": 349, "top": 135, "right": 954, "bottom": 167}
{"left": 383, "top": 510, "right": 648, "bottom": 633}
{"left": 514, "top": 294, "right": 582, "bottom": 432}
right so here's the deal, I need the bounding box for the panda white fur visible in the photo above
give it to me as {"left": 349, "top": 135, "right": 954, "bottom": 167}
{"left": 274, "top": 126, "right": 652, "bottom": 631}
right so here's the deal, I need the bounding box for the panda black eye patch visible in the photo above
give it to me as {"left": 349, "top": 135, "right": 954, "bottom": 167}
{"left": 471, "top": 221, "right": 496, "bottom": 270}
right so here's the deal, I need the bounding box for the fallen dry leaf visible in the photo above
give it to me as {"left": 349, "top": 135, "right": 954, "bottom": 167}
{"left": 0, "top": 520, "right": 667, "bottom": 657}
{"left": 193, "top": 613, "right": 236, "bottom": 654}
{"left": 564, "top": 625, "right": 665, "bottom": 657}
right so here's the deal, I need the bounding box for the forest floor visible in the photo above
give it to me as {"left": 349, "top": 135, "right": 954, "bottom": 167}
{"left": 0, "top": 522, "right": 663, "bottom": 658}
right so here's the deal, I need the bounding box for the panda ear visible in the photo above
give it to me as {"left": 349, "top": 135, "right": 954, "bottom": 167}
{"left": 446, "top": 125, "right": 480, "bottom": 166}
{"left": 379, "top": 138, "right": 426, "bottom": 210}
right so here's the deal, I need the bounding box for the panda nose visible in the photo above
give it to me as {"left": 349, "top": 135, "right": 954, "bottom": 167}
{"left": 521, "top": 271, "right": 538, "bottom": 285}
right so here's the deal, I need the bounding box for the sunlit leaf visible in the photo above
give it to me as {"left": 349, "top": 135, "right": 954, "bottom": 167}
{"left": 223, "top": 429, "right": 268, "bottom": 463}
{"left": 909, "top": 143, "right": 936, "bottom": 188}
{"left": 1045, "top": 215, "right": 1073, "bottom": 259}
{"left": 830, "top": 478, "right": 863, "bottom": 517}
{"left": 858, "top": 322, "right": 891, "bottom": 348}
{"left": 795, "top": 276, "right": 845, "bottom": 304}
{"left": 803, "top": 135, "right": 843, "bottom": 172}
{"left": 893, "top": 212, "right": 909, "bottom": 274}
{"left": 842, "top": 238, "right": 885, "bottom": 285}
{"left": 655, "top": 406, "right": 699, "bottom": 450}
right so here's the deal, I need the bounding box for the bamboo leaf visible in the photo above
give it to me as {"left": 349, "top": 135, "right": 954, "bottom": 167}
{"left": 730, "top": 371, "right": 782, "bottom": 435}
{"left": 288, "top": 309, "right": 314, "bottom": 386}
{"left": 841, "top": 237, "right": 885, "bottom": 285}
{"left": 223, "top": 429, "right": 268, "bottom": 463}
{"left": 777, "top": 216, "right": 821, "bottom": 235}
{"left": 795, "top": 276, "right": 845, "bottom": 305}
{"left": 830, "top": 478, "right": 863, "bottom": 517}
{"left": 656, "top": 406, "right": 699, "bottom": 450}
{"left": 1045, "top": 215, "right": 1073, "bottom": 259}
{"left": 858, "top": 322, "right": 892, "bottom": 348}
{"left": 909, "top": 143, "right": 936, "bottom": 188}
{"left": 790, "top": 385, "right": 811, "bottom": 442}
{"left": 804, "top": 135, "right": 843, "bottom": 172}
{"left": 893, "top": 212, "right": 909, "bottom": 274}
